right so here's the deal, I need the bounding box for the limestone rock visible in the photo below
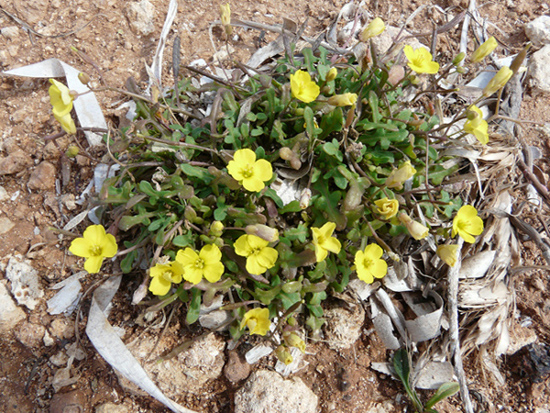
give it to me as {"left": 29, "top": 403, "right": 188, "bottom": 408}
{"left": 95, "top": 402, "right": 130, "bottom": 413}
{"left": 0, "top": 150, "right": 33, "bottom": 176}
{"left": 123, "top": 332, "right": 226, "bottom": 396}
{"left": 526, "top": 15, "right": 550, "bottom": 47}
{"left": 28, "top": 161, "right": 57, "bottom": 190}
{"left": 125, "top": 0, "right": 155, "bottom": 36}
{"left": 529, "top": 45, "right": 550, "bottom": 94}
{"left": 324, "top": 303, "right": 365, "bottom": 350}
{"left": 15, "top": 321, "right": 45, "bottom": 348}
{"left": 1, "top": 26, "right": 21, "bottom": 41}
{"left": 0, "top": 281, "right": 26, "bottom": 335}
{"left": 235, "top": 370, "right": 318, "bottom": 413}
{"left": 5, "top": 255, "right": 44, "bottom": 310}
{"left": 0, "top": 217, "right": 16, "bottom": 235}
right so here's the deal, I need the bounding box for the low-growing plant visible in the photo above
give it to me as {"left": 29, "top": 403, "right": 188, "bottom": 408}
{"left": 62, "top": 11, "right": 514, "bottom": 365}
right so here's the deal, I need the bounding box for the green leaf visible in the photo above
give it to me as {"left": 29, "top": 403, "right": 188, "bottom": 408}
{"left": 120, "top": 250, "right": 137, "bottom": 273}
{"left": 425, "top": 382, "right": 460, "bottom": 409}
{"left": 279, "top": 200, "right": 302, "bottom": 214}
{"left": 180, "top": 163, "right": 214, "bottom": 184}
{"left": 323, "top": 140, "right": 343, "bottom": 162}
{"left": 172, "top": 232, "right": 194, "bottom": 248}
{"left": 284, "top": 223, "right": 309, "bottom": 243}
{"left": 393, "top": 348, "right": 411, "bottom": 389}
{"left": 186, "top": 288, "right": 201, "bottom": 325}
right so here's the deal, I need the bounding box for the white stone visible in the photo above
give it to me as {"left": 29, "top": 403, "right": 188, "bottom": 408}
{"left": 525, "top": 15, "right": 550, "bottom": 47}
{"left": 235, "top": 370, "right": 318, "bottom": 413}
{"left": 529, "top": 45, "right": 550, "bottom": 94}
{"left": 124, "top": 332, "right": 225, "bottom": 396}
{"left": 5, "top": 255, "right": 44, "bottom": 310}
{"left": 1, "top": 26, "right": 20, "bottom": 40}
{"left": 0, "top": 185, "right": 8, "bottom": 201}
{"left": 324, "top": 303, "right": 365, "bottom": 350}
{"left": 124, "top": 0, "right": 155, "bottom": 36}
{"left": 0, "top": 281, "right": 26, "bottom": 335}
{"left": 0, "top": 217, "right": 15, "bottom": 235}
{"left": 370, "top": 26, "right": 425, "bottom": 57}
{"left": 95, "top": 402, "right": 130, "bottom": 413}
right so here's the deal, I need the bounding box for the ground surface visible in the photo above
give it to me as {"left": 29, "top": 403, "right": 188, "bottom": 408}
{"left": 1, "top": 0, "right": 550, "bottom": 412}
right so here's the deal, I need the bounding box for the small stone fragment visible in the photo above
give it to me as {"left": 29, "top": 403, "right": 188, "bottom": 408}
{"left": 235, "top": 370, "right": 318, "bottom": 413}
{"left": 1, "top": 26, "right": 20, "bottom": 40}
{"left": 28, "top": 161, "right": 57, "bottom": 190}
{"left": 5, "top": 255, "right": 44, "bottom": 310}
{"left": 50, "top": 389, "right": 85, "bottom": 413}
{"left": 224, "top": 350, "right": 251, "bottom": 382}
{"left": 0, "top": 282, "right": 26, "bottom": 335}
{"left": 124, "top": 0, "right": 155, "bottom": 36}
{"left": 0, "top": 150, "right": 33, "bottom": 176}
{"left": 15, "top": 321, "right": 46, "bottom": 348}
{"left": 0, "top": 217, "right": 16, "bottom": 235}
{"left": 529, "top": 45, "right": 550, "bottom": 94}
{"left": 324, "top": 303, "right": 365, "bottom": 350}
{"left": 525, "top": 15, "right": 550, "bottom": 47}
{"left": 95, "top": 402, "right": 130, "bottom": 413}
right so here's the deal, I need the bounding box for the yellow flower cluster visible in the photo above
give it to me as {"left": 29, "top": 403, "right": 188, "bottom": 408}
{"left": 403, "top": 45, "right": 439, "bottom": 74}
{"left": 464, "top": 105, "right": 489, "bottom": 145}
{"left": 69, "top": 225, "right": 117, "bottom": 274}
{"left": 227, "top": 149, "right": 273, "bottom": 192}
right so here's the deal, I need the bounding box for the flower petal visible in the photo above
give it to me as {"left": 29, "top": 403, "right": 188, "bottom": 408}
{"left": 256, "top": 247, "right": 278, "bottom": 270}
{"left": 364, "top": 243, "right": 383, "bottom": 259}
{"left": 69, "top": 238, "right": 93, "bottom": 258}
{"left": 321, "top": 236, "right": 341, "bottom": 254}
{"left": 84, "top": 256, "right": 104, "bottom": 274}
{"left": 204, "top": 261, "right": 224, "bottom": 283}
{"left": 371, "top": 259, "right": 388, "bottom": 278}
{"left": 149, "top": 275, "right": 171, "bottom": 296}
{"left": 183, "top": 267, "right": 203, "bottom": 284}
{"left": 176, "top": 247, "right": 199, "bottom": 267}
{"left": 314, "top": 245, "right": 328, "bottom": 263}
{"left": 83, "top": 225, "right": 107, "bottom": 245}
{"left": 234, "top": 235, "right": 253, "bottom": 257}
{"left": 242, "top": 176, "right": 266, "bottom": 192}
{"left": 253, "top": 159, "right": 273, "bottom": 182}
{"left": 246, "top": 256, "right": 267, "bottom": 275}
{"left": 100, "top": 233, "right": 118, "bottom": 258}
{"left": 233, "top": 148, "right": 256, "bottom": 165}
{"left": 200, "top": 244, "right": 222, "bottom": 264}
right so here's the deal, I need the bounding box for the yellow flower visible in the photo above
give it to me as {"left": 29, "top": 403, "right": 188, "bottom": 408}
{"left": 275, "top": 345, "right": 293, "bottom": 365}
{"left": 482, "top": 66, "right": 513, "bottom": 96}
{"left": 326, "top": 67, "right": 338, "bottom": 82}
{"left": 386, "top": 161, "right": 416, "bottom": 190}
{"left": 234, "top": 234, "right": 278, "bottom": 275}
{"left": 149, "top": 260, "right": 184, "bottom": 296}
{"left": 398, "top": 212, "right": 429, "bottom": 240}
{"left": 360, "top": 17, "right": 385, "bottom": 41}
{"left": 374, "top": 198, "right": 399, "bottom": 220}
{"left": 227, "top": 149, "right": 273, "bottom": 192}
{"left": 403, "top": 45, "right": 439, "bottom": 74}
{"left": 355, "top": 243, "right": 388, "bottom": 284}
{"left": 471, "top": 36, "right": 498, "bottom": 63}
{"left": 176, "top": 244, "right": 224, "bottom": 284}
{"left": 436, "top": 245, "right": 458, "bottom": 267}
{"left": 240, "top": 307, "right": 271, "bottom": 336}
{"left": 452, "top": 205, "right": 484, "bottom": 243}
{"left": 49, "top": 79, "right": 76, "bottom": 134}
{"left": 327, "top": 93, "right": 358, "bottom": 107}
{"left": 311, "top": 222, "right": 342, "bottom": 263}
{"left": 69, "top": 225, "right": 117, "bottom": 274}
{"left": 464, "top": 105, "right": 489, "bottom": 145}
{"left": 290, "top": 70, "right": 320, "bottom": 103}
{"left": 284, "top": 332, "right": 306, "bottom": 353}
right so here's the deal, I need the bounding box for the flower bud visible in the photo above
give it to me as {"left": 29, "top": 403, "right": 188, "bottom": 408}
{"left": 275, "top": 345, "right": 293, "bottom": 365}
{"left": 279, "top": 147, "right": 295, "bottom": 161}
{"left": 385, "top": 161, "right": 416, "bottom": 190}
{"left": 299, "top": 188, "right": 312, "bottom": 209}
{"left": 360, "top": 17, "right": 385, "bottom": 42}
{"left": 437, "top": 244, "right": 458, "bottom": 267}
{"left": 65, "top": 145, "right": 79, "bottom": 158}
{"left": 343, "top": 182, "right": 365, "bottom": 211}
{"left": 327, "top": 93, "right": 358, "bottom": 107}
{"left": 209, "top": 221, "right": 224, "bottom": 237}
{"left": 482, "top": 66, "right": 513, "bottom": 97}
{"left": 374, "top": 198, "right": 399, "bottom": 220}
{"left": 387, "top": 65, "right": 405, "bottom": 86}
{"left": 398, "top": 213, "right": 429, "bottom": 240}
{"left": 78, "top": 72, "right": 90, "bottom": 85}
{"left": 220, "top": 3, "right": 232, "bottom": 35}
{"left": 452, "top": 52, "right": 466, "bottom": 66}
{"left": 283, "top": 332, "right": 306, "bottom": 353}
{"left": 245, "top": 224, "right": 279, "bottom": 242}
{"left": 326, "top": 67, "right": 338, "bottom": 82}
{"left": 470, "top": 37, "right": 497, "bottom": 63}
